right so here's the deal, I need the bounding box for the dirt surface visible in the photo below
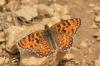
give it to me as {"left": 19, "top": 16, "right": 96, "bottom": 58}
{"left": 0, "top": 0, "right": 100, "bottom": 66}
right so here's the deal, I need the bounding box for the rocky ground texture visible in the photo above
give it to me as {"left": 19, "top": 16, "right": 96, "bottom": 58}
{"left": 0, "top": 0, "right": 100, "bottom": 66}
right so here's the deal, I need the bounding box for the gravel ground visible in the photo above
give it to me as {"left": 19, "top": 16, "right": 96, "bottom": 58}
{"left": 0, "top": 0, "right": 100, "bottom": 66}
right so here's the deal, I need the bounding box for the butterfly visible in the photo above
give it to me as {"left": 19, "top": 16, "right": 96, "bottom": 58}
{"left": 18, "top": 18, "right": 81, "bottom": 57}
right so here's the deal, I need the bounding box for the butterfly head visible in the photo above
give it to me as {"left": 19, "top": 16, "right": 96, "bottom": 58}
{"left": 45, "top": 24, "right": 50, "bottom": 29}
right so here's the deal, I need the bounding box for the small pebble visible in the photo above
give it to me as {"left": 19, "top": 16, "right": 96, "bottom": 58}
{"left": 1, "top": 43, "right": 5, "bottom": 49}
{"left": 50, "top": 4, "right": 62, "bottom": 13}
{"left": 63, "top": 54, "right": 75, "bottom": 60}
{"left": 95, "top": 55, "right": 100, "bottom": 66}
{"left": 6, "top": 15, "right": 12, "bottom": 22}
{"left": 89, "top": 3, "right": 95, "bottom": 7}
{"left": 93, "top": 6, "right": 100, "bottom": 11}
{"left": 0, "top": 0, "right": 5, "bottom": 7}
{"left": 6, "top": 0, "right": 16, "bottom": 11}
{"left": 79, "top": 40, "right": 89, "bottom": 48}
{"left": 21, "top": 0, "right": 38, "bottom": 5}
{"left": 61, "top": 15, "right": 71, "bottom": 20}
{"left": 38, "top": 4, "right": 54, "bottom": 16}
{"left": 90, "top": 22, "right": 99, "bottom": 29}
{"left": 95, "top": 16, "right": 100, "bottom": 22}
{"left": 0, "top": 57, "right": 5, "bottom": 65}
{"left": 88, "top": 48, "right": 93, "bottom": 54}
{"left": 60, "top": 5, "right": 69, "bottom": 15}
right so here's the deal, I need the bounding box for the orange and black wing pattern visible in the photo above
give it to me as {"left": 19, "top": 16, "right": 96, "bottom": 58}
{"left": 51, "top": 18, "right": 81, "bottom": 51}
{"left": 18, "top": 30, "right": 55, "bottom": 57}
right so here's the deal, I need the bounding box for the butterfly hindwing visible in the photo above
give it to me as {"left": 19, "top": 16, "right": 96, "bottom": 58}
{"left": 56, "top": 32, "right": 73, "bottom": 52}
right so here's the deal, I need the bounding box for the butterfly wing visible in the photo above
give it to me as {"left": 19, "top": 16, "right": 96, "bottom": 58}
{"left": 36, "top": 37, "right": 56, "bottom": 57}
{"left": 18, "top": 30, "right": 55, "bottom": 57}
{"left": 50, "top": 18, "right": 81, "bottom": 51}
{"left": 51, "top": 18, "right": 81, "bottom": 36}
{"left": 56, "top": 32, "right": 73, "bottom": 52}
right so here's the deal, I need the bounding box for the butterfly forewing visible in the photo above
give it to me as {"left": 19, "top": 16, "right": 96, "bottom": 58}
{"left": 18, "top": 30, "right": 44, "bottom": 51}
{"left": 50, "top": 18, "right": 81, "bottom": 36}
